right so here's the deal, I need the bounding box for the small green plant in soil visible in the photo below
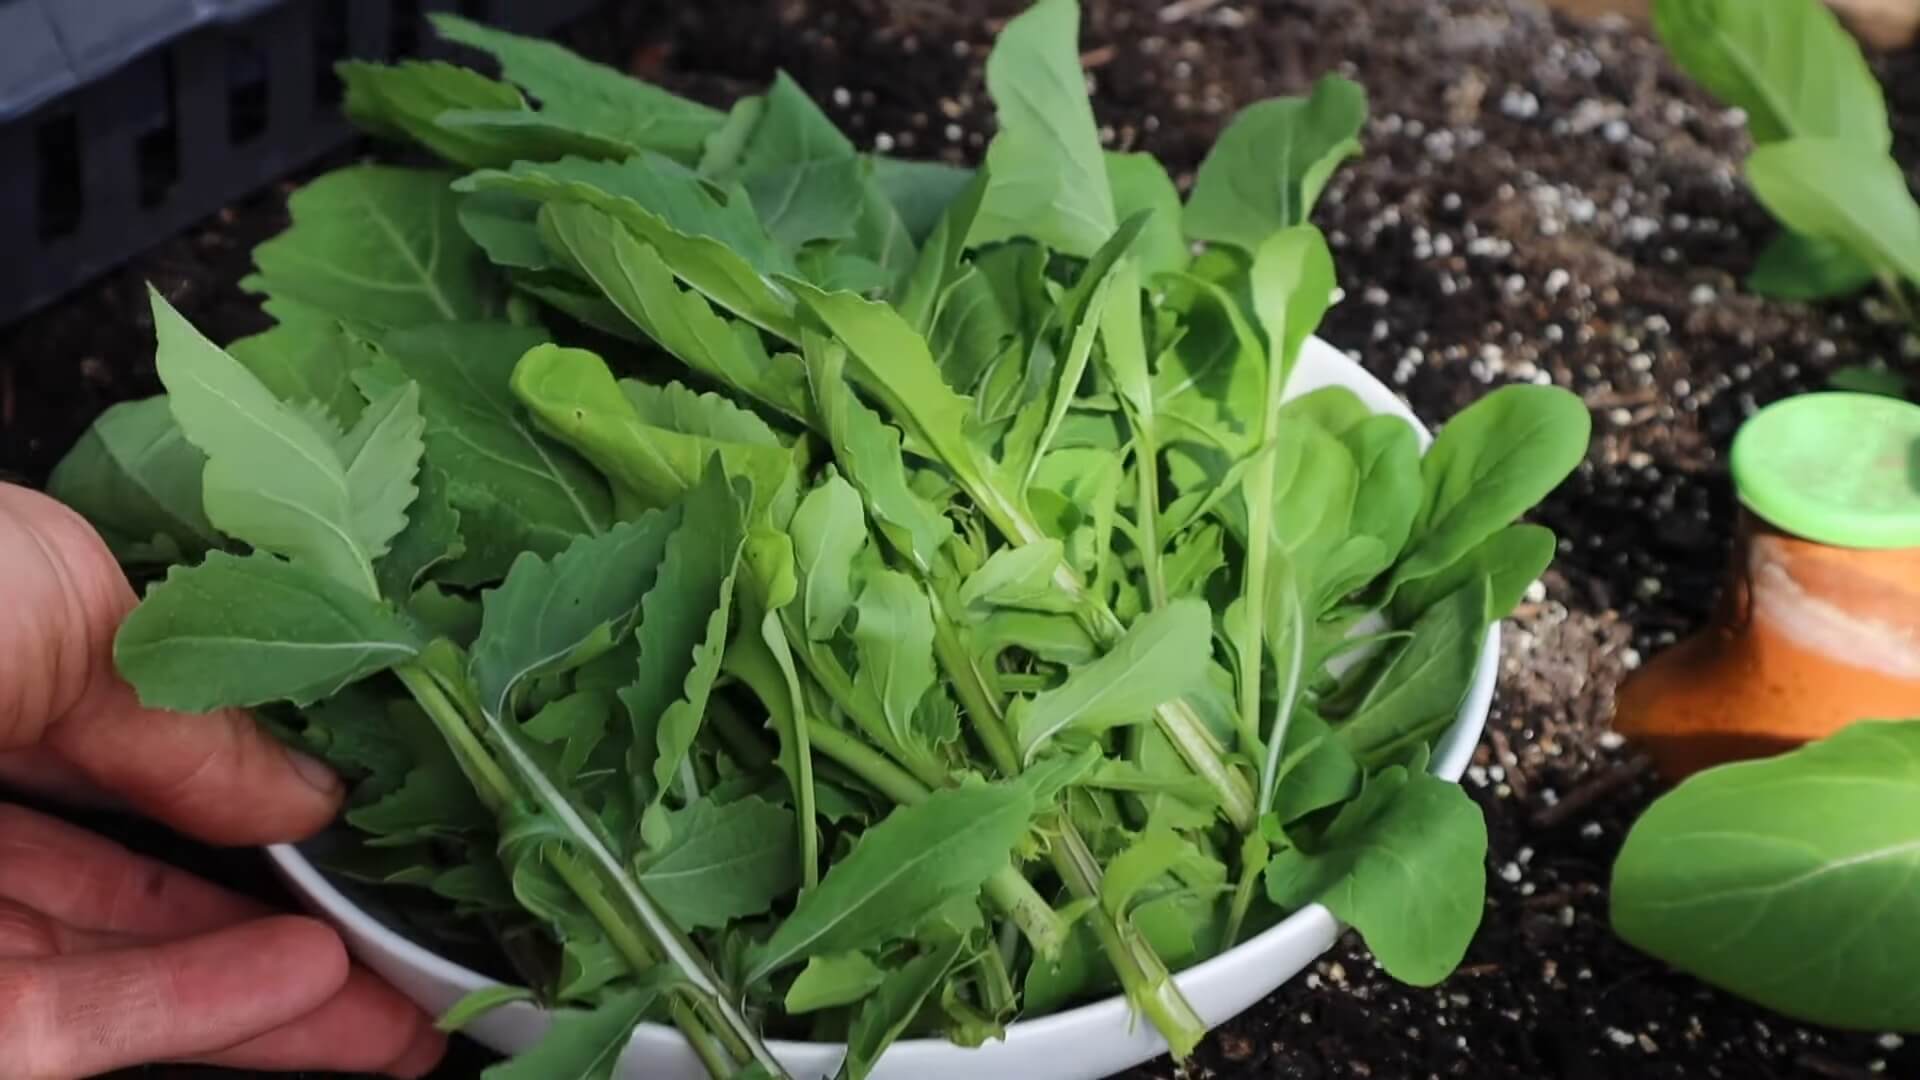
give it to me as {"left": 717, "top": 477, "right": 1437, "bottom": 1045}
{"left": 1611, "top": 719, "right": 1920, "bottom": 1033}
{"left": 1654, "top": 0, "right": 1917, "bottom": 396}
{"left": 48, "top": 1, "right": 1589, "bottom": 1076}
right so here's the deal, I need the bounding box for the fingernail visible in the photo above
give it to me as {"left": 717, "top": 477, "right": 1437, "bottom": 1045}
{"left": 284, "top": 746, "right": 342, "bottom": 796}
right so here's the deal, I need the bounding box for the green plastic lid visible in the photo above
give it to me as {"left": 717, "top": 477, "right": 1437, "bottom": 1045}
{"left": 1730, "top": 391, "right": 1920, "bottom": 549}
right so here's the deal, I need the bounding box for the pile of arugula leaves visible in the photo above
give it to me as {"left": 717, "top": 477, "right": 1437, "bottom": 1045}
{"left": 48, "top": 2, "right": 1589, "bottom": 1076}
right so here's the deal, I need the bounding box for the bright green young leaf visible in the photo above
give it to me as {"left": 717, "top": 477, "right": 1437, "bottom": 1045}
{"left": 1013, "top": 597, "right": 1214, "bottom": 761}
{"left": 1745, "top": 138, "right": 1920, "bottom": 287}
{"left": 459, "top": 191, "right": 554, "bottom": 272}
{"left": 246, "top": 166, "right": 501, "bottom": 330}
{"left": 151, "top": 289, "right": 391, "bottom": 594}
{"left": 1337, "top": 414, "right": 1423, "bottom": 576}
{"left": 1249, "top": 225, "right": 1337, "bottom": 390}
{"left": 1396, "top": 383, "right": 1590, "bottom": 587}
{"left": 1651, "top": 0, "right": 1888, "bottom": 148}
{"left": 430, "top": 14, "right": 724, "bottom": 162}
{"left": 968, "top": 0, "right": 1117, "bottom": 257}
{"left": 1184, "top": 76, "right": 1366, "bottom": 253}
{"left": 336, "top": 381, "right": 428, "bottom": 568}
{"left": 1611, "top": 720, "right": 1920, "bottom": 1032}
{"left": 849, "top": 568, "right": 941, "bottom": 763}
{"left": 746, "top": 781, "right": 1036, "bottom": 979}
{"left": 1266, "top": 768, "right": 1486, "bottom": 986}
{"left": 637, "top": 795, "right": 799, "bottom": 930}
{"left": 47, "top": 396, "right": 219, "bottom": 566}
{"left": 1105, "top": 152, "right": 1189, "bottom": 278}
{"left": 790, "top": 474, "right": 869, "bottom": 639}
{"left": 116, "top": 552, "right": 421, "bottom": 712}
{"left": 784, "top": 952, "right": 887, "bottom": 1014}
{"left": 958, "top": 540, "right": 1077, "bottom": 615}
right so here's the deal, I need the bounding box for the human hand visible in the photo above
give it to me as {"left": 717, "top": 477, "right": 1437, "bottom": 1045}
{"left": 0, "top": 483, "right": 445, "bottom": 1079}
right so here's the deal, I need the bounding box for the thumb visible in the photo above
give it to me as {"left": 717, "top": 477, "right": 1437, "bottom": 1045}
{"left": 0, "top": 916, "right": 349, "bottom": 1080}
{"left": 0, "top": 484, "right": 342, "bottom": 843}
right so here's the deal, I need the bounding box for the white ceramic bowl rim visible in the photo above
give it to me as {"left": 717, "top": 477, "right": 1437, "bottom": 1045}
{"left": 265, "top": 335, "right": 1496, "bottom": 1068}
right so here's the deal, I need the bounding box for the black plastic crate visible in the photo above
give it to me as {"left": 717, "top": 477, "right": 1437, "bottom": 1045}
{"left": 0, "top": 0, "right": 601, "bottom": 325}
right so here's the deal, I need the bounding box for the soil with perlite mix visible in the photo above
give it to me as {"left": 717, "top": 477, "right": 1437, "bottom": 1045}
{"left": 3, "top": 0, "right": 1916, "bottom": 1077}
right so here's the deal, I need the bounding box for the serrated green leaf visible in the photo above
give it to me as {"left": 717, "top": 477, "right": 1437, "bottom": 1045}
{"left": 638, "top": 795, "right": 799, "bottom": 930}
{"left": 336, "top": 381, "right": 428, "bottom": 566}
{"left": 377, "top": 462, "right": 463, "bottom": 597}
{"left": 116, "top": 551, "right": 421, "bottom": 711}
{"left": 246, "top": 166, "right": 501, "bottom": 330}
{"left": 227, "top": 307, "right": 371, "bottom": 428}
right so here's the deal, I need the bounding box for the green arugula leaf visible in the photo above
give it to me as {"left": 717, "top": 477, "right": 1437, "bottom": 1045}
{"left": 48, "top": 396, "right": 219, "bottom": 566}
{"left": 1337, "top": 578, "right": 1489, "bottom": 768}
{"left": 790, "top": 474, "right": 869, "bottom": 640}
{"left": 1652, "top": 0, "right": 1889, "bottom": 148}
{"left": 1184, "top": 76, "right": 1366, "bottom": 253}
{"left": 870, "top": 157, "right": 975, "bottom": 243}
{"left": 785, "top": 952, "right": 888, "bottom": 1014}
{"left": 1012, "top": 598, "right": 1213, "bottom": 761}
{"left": 1266, "top": 767, "right": 1486, "bottom": 986}
{"left": 958, "top": 540, "right": 1078, "bottom": 616}
{"left": 369, "top": 322, "right": 611, "bottom": 583}
{"left": 246, "top": 166, "right": 501, "bottom": 330}
{"left": 437, "top": 985, "right": 536, "bottom": 1033}
{"left": 1396, "top": 383, "right": 1590, "bottom": 588}
{"left": 1104, "top": 153, "right": 1188, "bottom": 278}
{"left": 968, "top": 0, "right": 1117, "bottom": 257}
{"left": 340, "top": 60, "right": 530, "bottom": 169}
{"left": 431, "top": 14, "right": 725, "bottom": 162}
{"left": 116, "top": 551, "right": 422, "bottom": 711}
{"left": 1392, "top": 523, "right": 1555, "bottom": 625}
{"left": 1611, "top": 720, "right": 1920, "bottom": 1032}
{"left": 638, "top": 795, "right": 799, "bottom": 930}
{"left": 746, "top": 780, "right": 1037, "bottom": 979}
{"left": 479, "top": 987, "right": 660, "bottom": 1080}
{"left": 849, "top": 568, "right": 942, "bottom": 767}
{"left": 1746, "top": 230, "right": 1877, "bottom": 301}
{"left": 839, "top": 936, "right": 969, "bottom": 1080}
{"left": 1745, "top": 137, "right": 1920, "bottom": 287}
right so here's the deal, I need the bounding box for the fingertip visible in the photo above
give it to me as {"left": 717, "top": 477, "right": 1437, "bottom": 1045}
{"left": 260, "top": 915, "right": 352, "bottom": 994}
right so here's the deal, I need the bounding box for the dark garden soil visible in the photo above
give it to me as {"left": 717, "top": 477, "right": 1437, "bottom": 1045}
{"left": 7, "top": 0, "right": 1920, "bottom": 1077}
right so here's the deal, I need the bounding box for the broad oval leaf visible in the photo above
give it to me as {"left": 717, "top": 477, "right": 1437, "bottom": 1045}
{"left": 1745, "top": 138, "right": 1920, "bottom": 286}
{"left": 789, "top": 474, "right": 869, "bottom": 640}
{"left": 116, "top": 551, "right": 422, "bottom": 712}
{"left": 745, "top": 780, "right": 1036, "bottom": 980}
{"left": 637, "top": 795, "right": 799, "bottom": 931}
{"left": 1184, "top": 76, "right": 1366, "bottom": 253}
{"left": 1612, "top": 720, "right": 1920, "bottom": 1032}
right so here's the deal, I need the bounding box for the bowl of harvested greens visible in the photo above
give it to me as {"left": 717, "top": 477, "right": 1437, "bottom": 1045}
{"left": 52, "top": 1, "right": 1590, "bottom": 1078}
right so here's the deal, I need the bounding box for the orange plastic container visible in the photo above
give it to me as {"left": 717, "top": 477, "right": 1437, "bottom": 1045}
{"left": 1612, "top": 392, "right": 1920, "bottom": 779}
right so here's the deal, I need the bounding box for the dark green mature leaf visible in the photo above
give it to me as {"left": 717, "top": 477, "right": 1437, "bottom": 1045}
{"left": 151, "top": 289, "right": 400, "bottom": 594}
{"left": 839, "top": 936, "right": 969, "bottom": 1080}
{"left": 746, "top": 781, "right": 1037, "bottom": 979}
{"left": 1013, "top": 598, "right": 1214, "bottom": 761}
{"left": 479, "top": 987, "right": 660, "bottom": 1080}
{"left": 246, "top": 166, "right": 501, "bottom": 330}
{"left": 870, "top": 157, "right": 975, "bottom": 243}
{"left": 455, "top": 157, "right": 799, "bottom": 338}
{"left": 1392, "top": 523, "right": 1554, "bottom": 625}
{"left": 1747, "top": 230, "right": 1876, "bottom": 300}
{"left": 377, "top": 462, "right": 464, "bottom": 598}
{"left": 340, "top": 60, "right": 530, "bottom": 169}
{"left": 1184, "top": 76, "right": 1366, "bottom": 253}
{"left": 370, "top": 322, "right": 611, "bottom": 583}
{"left": 540, "top": 204, "right": 814, "bottom": 424}
{"left": 48, "top": 396, "right": 219, "bottom": 566}
{"left": 638, "top": 795, "right": 800, "bottom": 930}
{"left": 968, "top": 0, "right": 1117, "bottom": 257}
{"left": 1396, "top": 384, "right": 1590, "bottom": 587}
{"left": 1746, "top": 138, "right": 1920, "bottom": 286}
{"left": 431, "top": 14, "right": 725, "bottom": 162}
{"left": 1652, "top": 0, "right": 1889, "bottom": 148}
{"left": 459, "top": 191, "right": 555, "bottom": 272}
{"left": 469, "top": 507, "right": 683, "bottom": 719}
{"left": 116, "top": 552, "right": 421, "bottom": 711}
{"left": 1612, "top": 720, "right": 1920, "bottom": 1032}
{"left": 1266, "top": 768, "right": 1486, "bottom": 985}
{"left": 347, "top": 703, "right": 492, "bottom": 845}
{"left": 1337, "top": 578, "right": 1489, "bottom": 768}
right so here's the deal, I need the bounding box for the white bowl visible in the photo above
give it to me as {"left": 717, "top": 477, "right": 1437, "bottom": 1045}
{"left": 267, "top": 335, "right": 1497, "bottom": 1080}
